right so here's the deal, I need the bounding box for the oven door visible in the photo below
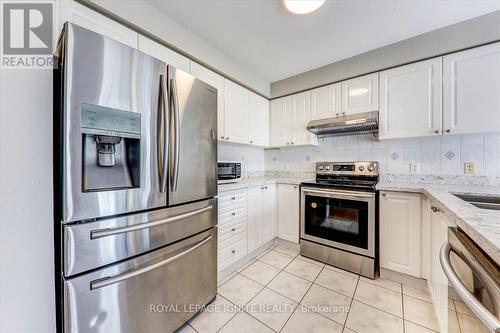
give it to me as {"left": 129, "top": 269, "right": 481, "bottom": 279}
{"left": 301, "top": 187, "right": 375, "bottom": 257}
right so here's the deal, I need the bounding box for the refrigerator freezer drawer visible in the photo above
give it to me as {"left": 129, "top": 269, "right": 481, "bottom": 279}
{"left": 64, "top": 198, "right": 217, "bottom": 276}
{"left": 64, "top": 228, "right": 217, "bottom": 333}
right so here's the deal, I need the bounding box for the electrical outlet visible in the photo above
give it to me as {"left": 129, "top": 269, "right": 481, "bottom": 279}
{"left": 464, "top": 162, "right": 475, "bottom": 174}
{"left": 410, "top": 163, "right": 420, "bottom": 174}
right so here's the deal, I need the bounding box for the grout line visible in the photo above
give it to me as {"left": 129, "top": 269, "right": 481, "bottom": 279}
{"left": 341, "top": 273, "right": 360, "bottom": 333}
{"left": 452, "top": 309, "right": 463, "bottom": 333}
{"left": 278, "top": 264, "right": 329, "bottom": 332}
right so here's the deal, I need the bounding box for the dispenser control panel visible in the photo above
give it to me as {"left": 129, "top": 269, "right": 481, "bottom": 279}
{"left": 81, "top": 103, "right": 141, "bottom": 138}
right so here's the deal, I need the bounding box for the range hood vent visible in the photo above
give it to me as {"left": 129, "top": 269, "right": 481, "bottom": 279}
{"left": 307, "top": 111, "right": 378, "bottom": 137}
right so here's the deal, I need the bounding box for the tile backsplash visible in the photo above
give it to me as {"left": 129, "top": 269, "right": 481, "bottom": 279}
{"left": 263, "top": 133, "right": 500, "bottom": 176}
{"left": 218, "top": 142, "right": 266, "bottom": 174}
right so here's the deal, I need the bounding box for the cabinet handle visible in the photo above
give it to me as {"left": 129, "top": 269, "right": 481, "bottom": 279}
{"left": 294, "top": 186, "right": 297, "bottom": 189}
{"left": 231, "top": 228, "right": 236, "bottom": 232}
{"left": 249, "top": 140, "right": 253, "bottom": 143}
{"left": 231, "top": 196, "right": 235, "bottom": 200}
{"left": 231, "top": 212, "right": 236, "bottom": 216}
{"left": 291, "top": 142, "right": 294, "bottom": 145}
{"left": 342, "top": 112, "right": 346, "bottom": 116}
{"left": 381, "top": 193, "right": 386, "bottom": 197}
{"left": 434, "top": 130, "right": 440, "bottom": 134}
{"left": 446, "top": 129, "right": 451, "bottom": 133}
{"left": 220, "top": 136, "right": 225, "bottom": 139}
{"left": 226, "top": 137, "right": 229, "bottom": 140}
{"left": 231, "top": 249, "right": 236, "bottom": 254}
{"left": 431, "top": 206, "right": 440, "bottom": 213}
{"left": 286, "top": 142, "right": 289, "bottom": 145}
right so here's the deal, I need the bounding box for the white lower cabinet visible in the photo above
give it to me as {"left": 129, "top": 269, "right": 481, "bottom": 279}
{"left": 380, "top": 191, "right": 422, "bottom": 277}
{"left": 429, "top": 205, "right": 455, "bottom": 333}
{"left": 218, "top": 189, "right": 248, "bottom": 272}
{"left": 248, "top": 185, "right": 277, "bottom": 252}
{"left": 278, "top": 184, "right": 300, "bottom": 243}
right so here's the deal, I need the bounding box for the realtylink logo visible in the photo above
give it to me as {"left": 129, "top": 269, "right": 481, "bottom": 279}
{"left": 1, "top": 1, "right": 53, "bottom": 68}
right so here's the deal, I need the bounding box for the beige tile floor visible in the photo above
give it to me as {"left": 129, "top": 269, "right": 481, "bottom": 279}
{"left": 176, "top": 245, "right": 490, "bottom": 333}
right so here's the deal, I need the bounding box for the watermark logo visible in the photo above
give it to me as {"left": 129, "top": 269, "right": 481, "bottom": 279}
{"left": 1, "top": 1, "right": 53, "bottom": 69}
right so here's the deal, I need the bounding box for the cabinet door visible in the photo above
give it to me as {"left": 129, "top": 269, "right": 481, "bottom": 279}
{"left": 190, "top": 62, "right": 226, "bottom": 140}
{"left": 57, "top": 0, "right": 137, "bottom": 48}
{"left": 247, "top": 187, "right": 263, "bottom": 253}
{"left": 278, "top": 184, "right": 300, "bottom": 243}
{"left": 310, "top": 83, "right": 342, "bottom": 120}
{"left": 429, "top": 207, "right": 453, "bottom": 333}
{"left": 443, "top": 42, "right": 500, "bottom": 135}
{"left": 270, "top": 97, "right": 291, "bottom": 147}
{"left": 291, "top": 91, "right": 316, "bottom": 145}
{"left": 249, "top": 92, "right": 270, "bottom": 147}
{"left": 224, "top": 80, "right": 249, "bottom": 144}
{"left": 262, "top": 185, "right": 277, "bottom": 243}
{"left": 138, "top": 35, "right": 190, "bottom": 72}
{"left": 380, "top": 191, "right": 422, "bottom": 277}
{"left": 379, "top": 58, "right": 442, "bottom": 140}
{"left": 341, "top": 73, "right": 379, "bottom": 114}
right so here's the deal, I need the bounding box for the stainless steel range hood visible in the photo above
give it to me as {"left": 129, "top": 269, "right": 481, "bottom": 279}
{"left": 306, "top": 111, "right": 378, "bottom": 137}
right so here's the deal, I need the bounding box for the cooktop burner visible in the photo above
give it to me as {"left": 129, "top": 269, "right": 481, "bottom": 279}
{"left": 301, "top": 162, "right": 379, "bottom": 192}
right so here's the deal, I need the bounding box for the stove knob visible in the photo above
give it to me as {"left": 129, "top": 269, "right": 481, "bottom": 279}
{"left": 368, "top": 165, "right": 374, "bottom": 172}
{"left": 325, "top": 165, "right": 331, "bottom": 171}
{"left": 318, "top": 165, "right": 324, "bottom": 171}
{"left": 358, "top": 165, "right": 365, "bottom": 171}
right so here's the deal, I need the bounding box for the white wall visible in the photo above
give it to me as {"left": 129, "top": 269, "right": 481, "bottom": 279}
{"left": 86, "top": 0, "right": 270, "bottom": 96}
{"left": 265, "top": 133, "right": 500, "bottom": 176}
{"left": 0, "top": 70, "right": 55, "bottom": 332}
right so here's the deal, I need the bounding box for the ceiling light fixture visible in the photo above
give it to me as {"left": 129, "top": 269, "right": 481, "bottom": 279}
{"left": 282, "top": 0, "right": 326, "bottom": 15}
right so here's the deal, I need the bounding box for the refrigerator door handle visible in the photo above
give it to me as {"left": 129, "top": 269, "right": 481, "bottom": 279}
{"left": 90, "top": 205, "right": 213, "bottom": 239}
{"left": 170, "top": 77, "right": 181, "bottom": 192}
{"left": 90, "top": 235, "right": 213, "bottom": 290}
{"left": 159, "top": 73, "right": 169, "bottom": 193}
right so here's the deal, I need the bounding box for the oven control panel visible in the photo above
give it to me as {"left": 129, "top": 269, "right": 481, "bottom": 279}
{"left": 316, "top": 162, "right": 378, "bottom": 176}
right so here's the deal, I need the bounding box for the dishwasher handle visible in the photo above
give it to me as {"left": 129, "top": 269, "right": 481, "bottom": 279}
{"left": 440, "top": 242, "right": 500, "bottom": 332}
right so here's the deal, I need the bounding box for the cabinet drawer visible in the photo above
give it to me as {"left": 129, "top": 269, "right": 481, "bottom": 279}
{"left": 219, "top": 218, "right": 247, "bottom": 243}
{"left": 218, "top": 232, "right": 247, "bottom": 271}
{"left": 219, "top": 190, "right": 247, "bottom": 211}
{"left": 218, "top": 206, "right": 247, "bottom": 226}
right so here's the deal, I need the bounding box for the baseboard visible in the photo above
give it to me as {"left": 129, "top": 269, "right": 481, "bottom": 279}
{"left": 380, "top": 268, "right": 428, "bottom": 290}
{"left": 275, "top": 238, "right": 300, "bottom": 250}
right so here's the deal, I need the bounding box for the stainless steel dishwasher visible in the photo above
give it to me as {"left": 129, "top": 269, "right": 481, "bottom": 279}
{"left": 440, "top": 227, "right": 500, "bottom": 332}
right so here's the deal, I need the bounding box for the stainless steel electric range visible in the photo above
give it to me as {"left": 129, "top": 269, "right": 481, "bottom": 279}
{"left": 300, "top": 161, "right": 379, "bottom": 279}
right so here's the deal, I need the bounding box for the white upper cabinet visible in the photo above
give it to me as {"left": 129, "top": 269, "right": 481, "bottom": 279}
{"left": 56, "top": 0, "right": 137, "bottom": 48}
{"left": 224, "top": 80, "right": 249, "bottom": 144}
{"left": 138, "top": 35, "right": 190, "bottom": 72}
{"left": 190, "top": 62, "right": 226, "bottom": 140}
{"left": 379, "top": 58, "right": 443, "bottom": 140}
{"left": 291, "top": 91, "right": 316, "bottom": 145}
{"left": 341, "top": 73, "right": 379, "bottom": 115}
{"left": 248, "top": 92, "right": 270, "bottom": 147}
{"left": 270, "top": 97, "right": 291, "bottom": 147}
{"left": 310, "top": 83, "right": 342, "bottom": 120}
{"left": 443, "top": 42, "right": 500, "bottom": 135}
{"left": 270, "top": 93, "right": 317, "bottom": 148}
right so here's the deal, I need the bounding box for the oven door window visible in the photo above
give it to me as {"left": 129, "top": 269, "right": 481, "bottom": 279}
{"left": 304, "top": 195, "right": 369, "bottom": 249}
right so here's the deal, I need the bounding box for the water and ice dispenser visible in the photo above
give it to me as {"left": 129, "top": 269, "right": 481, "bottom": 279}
{"left": 80, "top": 104, "right": 141, "bottom": 192}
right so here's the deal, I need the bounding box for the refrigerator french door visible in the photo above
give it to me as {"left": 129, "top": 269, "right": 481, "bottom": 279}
{"left": 54, "top": 23, "right": 217, "bottom": 333}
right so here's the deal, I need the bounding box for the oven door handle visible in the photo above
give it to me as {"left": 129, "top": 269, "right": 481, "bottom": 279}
{"left": 302, "top": 188, "right": 375, "bottom": 199}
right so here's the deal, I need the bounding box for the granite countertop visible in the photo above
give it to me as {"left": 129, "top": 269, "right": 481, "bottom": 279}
{"left": 377, "top": 182, "right": 500, "bottom": 265}
{"left": 218, "top": 176, "right": 313, "bottom": 192}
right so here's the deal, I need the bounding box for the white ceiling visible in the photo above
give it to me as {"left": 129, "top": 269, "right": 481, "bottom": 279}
{"left": 145, "top": 0, "right": 500, "bottom": 82}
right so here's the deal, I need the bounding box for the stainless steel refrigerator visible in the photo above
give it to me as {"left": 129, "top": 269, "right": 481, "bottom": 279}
{"left": 53, "top": 23, "right": 218, "bottom": 333}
